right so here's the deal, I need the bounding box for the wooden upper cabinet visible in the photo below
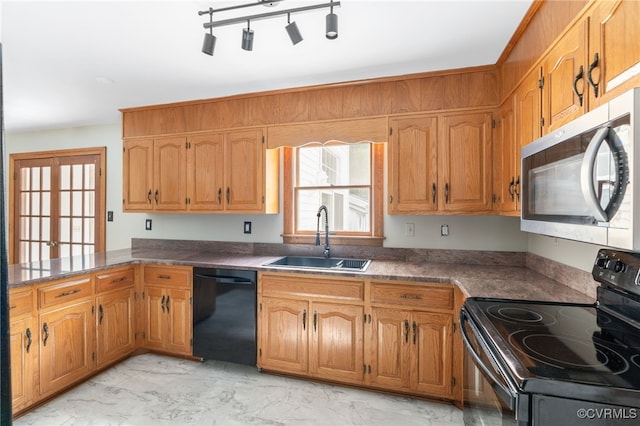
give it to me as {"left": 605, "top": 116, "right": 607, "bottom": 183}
{"left": 122, "top": 136, "right": 187, "bottom": 211}
{"left": 225, "top": 129, "right": 264, "bottom": 212}
{"left": 492, "top": 99, "right": 517, "bottom": 215}
{"left": 154, "top": 136, "right": 187, "bottom": 211}
{"left": 187, "top": 132, "right": 225, "bottom": 211}
{"left": 588, "top": 0, "right": 640, "bottom": 106}
{"left": 122, "top": 138, "right": 153, "bottom": 211}
{"left": 541, "top": 19, "right": 588, "bottom": 132}
{"left": 388, "top": 115, "right": 438, "bottom": 214}
{"left": 439, "top": 112, "right": 493, "bottom": 213}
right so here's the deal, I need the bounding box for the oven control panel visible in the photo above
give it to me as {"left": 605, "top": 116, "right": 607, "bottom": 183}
{"left": 593, "top": 249, "right": 640, "bottom": 296}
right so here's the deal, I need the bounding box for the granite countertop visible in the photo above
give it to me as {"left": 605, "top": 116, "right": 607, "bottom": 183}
{"left": 8, "top": 246, "right": 595, "bottom": 304}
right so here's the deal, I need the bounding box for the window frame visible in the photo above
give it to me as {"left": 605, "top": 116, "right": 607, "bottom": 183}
{"left": 282, "top": 142, "right": 384, "bottom": 247}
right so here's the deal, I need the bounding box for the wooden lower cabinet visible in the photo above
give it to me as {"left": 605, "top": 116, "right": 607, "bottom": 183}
{"left": 368, "top": 308, "right": 453, "bottom": 398}
{"left": 9, "top": 287, "right": 37, "bottom": 413}
{"left": 258, "top": 273, "right": 365, "bottom": 386}
{"left": 38, "top": 298, "right": 95, "bottom": 397}
{"left": 96, "top": 287, "right": 135, "bottom": 367}
{"left": 142, "top": 265, "right": 193, "bottom": 356}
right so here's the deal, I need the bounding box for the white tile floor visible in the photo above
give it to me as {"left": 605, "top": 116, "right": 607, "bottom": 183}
{"left": 14, "top": 353, "right": 464, "bottom": 426}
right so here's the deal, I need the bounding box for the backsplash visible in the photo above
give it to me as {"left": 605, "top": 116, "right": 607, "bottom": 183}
{"left": 526, "top": 252, "right": 596, "bottom": 299}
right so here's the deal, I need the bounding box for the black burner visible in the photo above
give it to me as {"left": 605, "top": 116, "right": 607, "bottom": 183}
{"left": 486, "top": 304, "right": 557, "bottom": 326}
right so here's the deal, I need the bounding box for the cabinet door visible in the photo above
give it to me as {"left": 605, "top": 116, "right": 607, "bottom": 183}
{"left": 440, "top": 112, "right": 492, "bottom": 213}
{"left": 154, "top": 136, "right": 187, "bottom": 210}
{"left": 411, "top": 312, "right": 453, "bottom": 397}
{"left": 123, "top": 138, "right": 153, "bottom": 211}
{"left": 144, "top": 286, "right": 166, "bottom": 350}
{"left": 589, "top": 0, "right": 640, "bottom": 106}
{"left": 542, "top": 20, "right": 588, "bottom": 132}
{"left": 309, "top": 302, "right": 364, "bottom": 385}
{"left": 258, "top": 296, "right": 308, "bottom": 374}
{"left": 39, "top": 300, "right": 94, "bottom": 397}
{"left": 225, "top": 129, "right": 264, "bottom": 212}
{"left": 493, "top": 100, "right": 517, "bottom": 215}
{"left": 165, "top": 287, "right": 192, "bottom": 355}
{"left": 10, "top": 316, "right": 36, "bottom": 413}
{"left": 388, "top": 115, "right": 438, "bottom": 214}
{"left": 369, "top": 307, "right": 411, "bottom": 390}
{"left": 96, "top": 288, "right": 135, "bottom": 367}
{"left": 187, "top": 132, "right": 225, "bottom": 211}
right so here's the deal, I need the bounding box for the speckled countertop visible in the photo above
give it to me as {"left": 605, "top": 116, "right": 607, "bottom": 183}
{"left": 8, "top": 243, "right": 596, "bottom": 304}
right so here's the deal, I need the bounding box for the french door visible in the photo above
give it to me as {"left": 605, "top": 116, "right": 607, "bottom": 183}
{"left": 10, "top": 148, "right": 105, "bottom": 264}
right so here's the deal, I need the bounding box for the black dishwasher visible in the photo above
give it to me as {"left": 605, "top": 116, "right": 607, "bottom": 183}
{"left": 192, "top": 268, "right": 257, "bottom": 366}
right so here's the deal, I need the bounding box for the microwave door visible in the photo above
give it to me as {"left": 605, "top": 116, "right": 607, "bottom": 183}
{"left": 580, "top": 125, "right": 629, "bottom": 223}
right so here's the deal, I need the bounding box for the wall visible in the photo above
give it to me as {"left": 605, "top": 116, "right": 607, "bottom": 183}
{"left": 527, "top": 234, "right": 601, "bottom": 273}
{"left": 5, "top": 124, "right": 529, "bottom": 256}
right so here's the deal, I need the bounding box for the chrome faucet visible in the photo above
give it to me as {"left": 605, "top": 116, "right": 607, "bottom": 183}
{"left": 316, "top": 205, "right": 330, "bottom": 258}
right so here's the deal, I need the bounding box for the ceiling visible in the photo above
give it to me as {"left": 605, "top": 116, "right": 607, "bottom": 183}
{"left": 1, "top": 0, "right": 533, "bottom": 134}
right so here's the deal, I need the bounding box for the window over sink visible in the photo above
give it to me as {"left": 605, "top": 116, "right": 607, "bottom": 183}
{"left": 283, "top": 141, "right": 384, "bottom": 247}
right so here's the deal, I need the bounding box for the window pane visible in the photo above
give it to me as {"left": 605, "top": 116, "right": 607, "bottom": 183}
{"left": 20, "top": 242, "right": 29, "bottom": 263}
{"left": 60, "top": 191, "right": 70, "bottom": 216}
{"left": 85, "top": 164, "right": 95, "bottom": 190}
{"left": 84, "top": 191, "right": 95, "bottom": 216}
{"left": 31, "top": 217, "right": 41, "bottom": 240}
{"left": 72, "top": 164, "right": 83, "bottom": 190}
{"left": 72, "top": 191, "right": 83, "bottom": 216}
{"left": 84, "top": 218, "right": 95, "bottom": 244}
{"left": 20, "top": 217, "right": 30, "bottom": 240}
{"left": 72, "top": 244, "right": 82, "bottom": 256}
{"left": 20, "top": 168, "right": 31, "bottom": 191}
{"left": 72, "top": 218, "right": 83, "bottom": 243}
{"left": 59, "top": 218, "right": 70, "bottom": 243}
{"left": 40, "top": 243, "right": 50, "bottom": 261}
{"left": 60, "top": 244, "right": 70, "bottom": 258}
{"left": 60, "top": 165, "right": 71, "bottom": 190}
{"left": 42, "top": 217, "right": 50, "bottom": 241}
{"left": 32, "top": 168, "right": 40, "bottom": 191}
{"left": 21, "top": 192, "right": 30, "bottom": 214}
{"left": 41, "top": 192, "right": 51, "bottom": 216}
{"left": 31, "top": 192, "right": 40, "bottom": 215}
{"left": 41, "top": 166, "right": 51, "bottom": 190}
{"left": 296, "top": 188, "right": 370, "bottom": 232}
{"left": 298, "top": 144, "right": 370, "bottom": 187}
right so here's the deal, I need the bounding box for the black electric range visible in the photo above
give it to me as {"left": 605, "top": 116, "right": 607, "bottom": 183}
{"left": 461, "top": 249, "right": 640, "bottom": 425}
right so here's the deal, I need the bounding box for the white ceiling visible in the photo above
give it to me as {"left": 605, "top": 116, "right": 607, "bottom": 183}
{"left": 1, "top": 0, "right": 533, "bottom": 134}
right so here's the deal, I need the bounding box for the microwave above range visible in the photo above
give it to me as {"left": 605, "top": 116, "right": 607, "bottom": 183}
{"left": 521, "top": 87, "right": 639, "bottom": 250}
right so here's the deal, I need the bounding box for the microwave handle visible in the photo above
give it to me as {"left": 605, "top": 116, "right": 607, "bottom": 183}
{"left": 580, "top": 126, "right": 611, "bottom": 222}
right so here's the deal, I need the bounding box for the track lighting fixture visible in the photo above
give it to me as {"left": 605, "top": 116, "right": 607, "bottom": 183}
{"left": 201, "top": 8, "right": 216, "bottom": 56}
{"left": 242, "top": 20, "right": 254, "bottom": 51}
{"left": 285, "top": 13, "right": 303, "bottom": 45}
{"left": 198, "top": 1, "right": 340, "bottom": 55}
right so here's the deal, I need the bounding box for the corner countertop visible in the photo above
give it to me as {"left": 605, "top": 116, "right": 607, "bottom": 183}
{"left": 8, "top": 247, "right": 595, "bottom": 304}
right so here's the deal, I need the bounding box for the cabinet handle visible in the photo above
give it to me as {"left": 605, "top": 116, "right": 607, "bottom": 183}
{"left": 26, "top": 328, "right": 32, "bottom": 353}
{"left": 508, "top": 177, "right": 515, "bottom": 201}
{"left": 432, "top": 183, "right": 437, "bottom": 204}
{"left": 42, "top": 323, "right": 49, "bottom": 347}
{"left": 514, "top": 176, "right": 521, "bottom": 198}
{"left": 9, "top": 305, "right": 16, "bottom": 310}
{"left": 154, "top": 190, "right": 159, "bottom": 204}
{"left": 445, "top": 183, "right": 449, "bottom": 203}
{"left": 99, "top": 304, "right": 104, "bottom": 325}
{"left": 157, "top": 274, "right": 171, "bottom": 279}
{"left": 573, "top": 65, "right": 584, "bottom": 107}
{"left": 412, "top": 321, "right": 417, "bottom": 345}
{"left": 110, "top": 276, "right": 127, "bottom": 284}
{"left": 147, "top": 189, "right": 152, "bottom": 204}
{"left": 161, "top": 295, "right": 166, "bottom": 313}
{"left": 389, "top": 195, "right": 393, "bottom": 204}
{"left": 404, "top": 319, "right": 409, "bottom": 343}
{"left": 313, "top": 311, "right": 317, "bottom": 332}
{"left": 217, "top": 188, "right": 222, "bottom": 204}
{"left": 302, "top": 309, "right": 307, "bottom": 330}
{"left": 400, "top": 294, "right": 422, "bottom": 300}
{"left": 226, "top": 187, "right": 230, "bottom": 203}
{"left": 165, "top": 295, "right": 170, "bottom": 313}
{"left": 587, "top": 52, "right": 600, "bottom": 98}
{"left": 57, "top": 288, "right": 81, "bottom": 298}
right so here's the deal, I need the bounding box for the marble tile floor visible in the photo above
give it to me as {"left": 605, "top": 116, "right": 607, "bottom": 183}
{"left": 14, "top": 353, "right": 464, "bottom": 426}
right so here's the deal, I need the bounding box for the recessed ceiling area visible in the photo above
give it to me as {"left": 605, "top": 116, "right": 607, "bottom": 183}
{"left": 1, "top": 0, "right": 533, "bottom": 134}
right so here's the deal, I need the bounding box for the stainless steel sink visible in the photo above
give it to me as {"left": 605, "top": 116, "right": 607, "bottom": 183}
{"left": 264, "top": 256, "right": 371, "bottom": 272}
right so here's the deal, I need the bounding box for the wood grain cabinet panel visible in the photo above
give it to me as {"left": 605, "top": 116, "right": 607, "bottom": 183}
{"left": 187, "top": 132, "right": 225, "bottom": 211}
{"left": 9, "top": 288, "right": 36, "bottom": 414}
{"left": 96, "top": 287, "right": 135, "bottom": 367}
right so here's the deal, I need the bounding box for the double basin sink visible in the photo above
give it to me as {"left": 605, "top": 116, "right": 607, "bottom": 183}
{"left": 264, "top": 256, "right": 371, "bottom": 272}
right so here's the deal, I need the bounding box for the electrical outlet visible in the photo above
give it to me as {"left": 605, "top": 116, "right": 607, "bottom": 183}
{"left": 441, "top": 224, "right": 449, "bottom": 237}
{"left": 244, "top": 221, "right": 252, "bottom": 234}
{"left": 405, "top": 223, "right": 415, "bottom": 237}
{"left": 145, "top": 219, "right": 152, "bottom": 231}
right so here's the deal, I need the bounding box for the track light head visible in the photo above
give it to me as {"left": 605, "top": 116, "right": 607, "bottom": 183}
{"left": 285, "top": 13, "right": 303, "bottom": 45}
{"left": 202, "top": 33, "right": 217, "bottom": 55}
{"left": 325, "top": 12, "right": 338, "bottom": 40}
{"left": 242, "top": 21, "right": 254, "bottom": 51}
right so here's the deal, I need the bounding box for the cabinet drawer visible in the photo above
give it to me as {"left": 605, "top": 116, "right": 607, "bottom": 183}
{"left": 143, "top": 265, "right": 191, "bottom": 288}
{"left": 370, "top": 282, "right": 453, "bottom": 310}
{"left": 38, "top": 276, "right": 93, "bottom": 309}
{"left": 96, "top": 267, "right": 135, "bottom": 293}
{"left": 9, "top": 289, "right": 33, "bottom": 318}
{"left": 260, "top": 273, "right": 364, "bottom": 302}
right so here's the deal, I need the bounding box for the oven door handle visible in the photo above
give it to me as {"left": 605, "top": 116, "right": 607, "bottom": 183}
{"left": 460, "top": 308, "right": 518, "bottom": 410}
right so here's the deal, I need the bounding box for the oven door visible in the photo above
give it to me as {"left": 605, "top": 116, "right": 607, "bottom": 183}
{"left": 461, "top": 307, "right": 527, "bottom": 426}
